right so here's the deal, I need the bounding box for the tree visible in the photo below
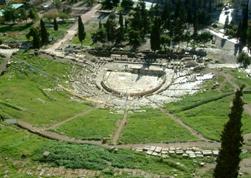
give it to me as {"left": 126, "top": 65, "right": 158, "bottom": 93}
{"left": 40, "top": 19, "right": 49, "bottom": 45}
{"left": 78, "top": 16, "right": 86, "bottom": 46}
{"left": 86, "top": 0, "right": 94, "bottom": 7}
{"left": 224, "top": 16, "right": 229, "bottom": 29}
{"left": 105, "top": 12, "right": 116, "bottom": 42}
{"left": 214, "top": 86, "right": 244, "bottom": 178}
{"left": 150, "top": 17, "right": 161, "bottom": 51}
{"left": 101, "top": 0, "right": 113, "bottom": 9}
{"left": 26, "top": 27, "right": 41, "bottom": 49}
{"left": 18, "top": 8, "right": 28, "bottom": 22}
{"left": 92, "top": 21, "right": 106, "bottom": 43}
{"left": 247, "top": 27, "right": 251, "bottom": 49}
{"left": 53, "top": 18, "right": 58, "bottom": 31}
{"left": 3, "top": 5, "right": 17, "bottom": 23}
{"left": 53, "top": 0, "right": 61, "bottom": 9}
{"left": 160, "top": 34, "right": 171, "bottom": 50}
{"left": 121, "top": 0, "right": 134, "bottom": 11}
{"left": 137, "top": 0, "right": 149, "bottom": 38}
{"left": 28, "top": 8, "right": 38, "bottom": 22}
{"left": 128, "top": 29, "right": 140, "bottom": 48}
{"left": 238, "top": 1, "right": 248, "bottom": 48}
{"left": 237, "top": 52, "right": 251, "bottom": 68}
{"left": 117, "top": 12, "right": 124, "bottom": 43}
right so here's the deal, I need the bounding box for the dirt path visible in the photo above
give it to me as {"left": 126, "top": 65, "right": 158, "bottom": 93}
{"left": 47, "top": 108, "right": 94, "bottom": 130}
{"left": 111, "top": 97, "right": 128, "bottom": 145}
{"left": 43, "top": 4, "right": 100, "bottom": 55}
{"left": 6, "top": 120, "right": 251, "bottom": 151}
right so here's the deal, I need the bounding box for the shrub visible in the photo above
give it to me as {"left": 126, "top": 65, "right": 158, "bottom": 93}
{"left": 237, "top": 52, "right": 251, "bottom": 68}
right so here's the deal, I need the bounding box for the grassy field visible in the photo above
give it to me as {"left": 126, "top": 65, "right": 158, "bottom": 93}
{"left": 176, "top": 96, "right": 251, "bottom": 140}
{"left": 120, "top": 109, "right": 197, "bottom": 144}
{"left": 165, "top": 69, "right": 251, "bottom": 141}
{"left": 0, "top": 124, "right": 207, "bottom": 177}
{"left": 55, "top": 109, "right": 122, "bottom": 140}
{"left": 0, "top": 52, "right": 90, "bottom": 126}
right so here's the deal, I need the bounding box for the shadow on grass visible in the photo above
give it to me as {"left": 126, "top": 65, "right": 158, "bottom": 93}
{"left": 0, "top": 23, "right": 33, "bottom": 33}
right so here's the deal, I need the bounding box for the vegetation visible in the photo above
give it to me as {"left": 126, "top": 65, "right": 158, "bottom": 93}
{"left": 26, "top": 27, "right": 41, "bottom": 49}
{"left": 40, "top": 19, "right": 50, "bottom": 45}
{"left": 0, "top": 53, "right": 89, "bottom": 126}
{"left": 0, "top": 125, "right": 208, "bottom": 177}
{"left": 55, "top": 109, "right": 122, "bottom": 140}
{"left": 214, "top": 87, "right": 244, "bottom": 178}
{"left": 53, "top": 18, "right": 58, "bottom": 31}
{"left": 78, "top": 16, "right": 86, "bottom": 46}
{"left": 120, "top": 109, "right": 197, "bottom": 144}
{"left": 237, "top": 52, "right": 251, "bottom": 68}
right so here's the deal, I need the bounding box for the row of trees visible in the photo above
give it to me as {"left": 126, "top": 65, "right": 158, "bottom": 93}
{"left": 27, "top": 18, "right": 59, "bottom": 49}
{"left": 26, "top": 14, "right": 86, "bottom": 49}
{"left": 94, "top": 0, "right": 215, "bottom": 50}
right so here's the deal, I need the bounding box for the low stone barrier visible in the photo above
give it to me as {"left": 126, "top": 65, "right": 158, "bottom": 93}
{"left": 134, "top": 146, "right": 219, "bottom": 159}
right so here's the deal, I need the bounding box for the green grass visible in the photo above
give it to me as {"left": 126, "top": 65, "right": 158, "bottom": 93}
{"left": 177, "top": 96, "right": 251, "bottom": 141}
{"left": 47, "top": 20, "right": 74, "bottom": 43}
{"left": 0, "top": 52, "right": 89, "bottom": 126}
{"left": 55, "top": 109, "right": 122, "bottom": 140}
{"left": 164, "top": 69, "right": 251, "bottom": 141}
{"left": 0, "top": 124, "right": 204, "bottom": 177}
{"left": 229, "top": 69, "right": 251, "bottom": 90}
{"left": 0, "top": 57, "right": 3, "bottom": 65}
{"left": 120, "top": 109, "right": 197, "bottom": 144}
{"left": 0, "top": 23, "right": 32, "bottom": 42}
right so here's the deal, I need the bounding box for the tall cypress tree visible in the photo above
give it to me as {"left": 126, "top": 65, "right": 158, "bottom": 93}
{"left": 117, "top": 12, "right": 124, "bottom": 43}
{"left": 239, "top": 1, "right": 249, "bottom": 48}
{"left": 78, "top": 16, "right": 86, "bottom": 46}
{"left": 53, "top": 18, "right": 58, "bottom": 31}
{"left": 214, "top": 86, "right": 244, "bottom": 178}
{"left": 150, "top": 17, "right": 161, "bottom": 51}
{"left": 40, "top": 19, "right": 49, "bottom": 45}
{"left": 105, "top": 12, "right": 116, "bottom": 42}
{"left": 26, "top": 27, "right": 41, "bottom": 49}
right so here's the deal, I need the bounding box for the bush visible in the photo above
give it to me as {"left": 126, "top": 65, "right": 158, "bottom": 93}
{"left": 194, "top": 32, "right": 213, "bottom": 43}
{"left": 225, "top": 23, "right": 238, "bottom": 38}
{"left": 237, "top": 52, "right": 251, "bottom": 68}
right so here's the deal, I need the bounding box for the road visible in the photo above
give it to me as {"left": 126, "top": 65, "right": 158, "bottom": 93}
{"left": 43, "top": 4, "right": 101, "bottom": 55}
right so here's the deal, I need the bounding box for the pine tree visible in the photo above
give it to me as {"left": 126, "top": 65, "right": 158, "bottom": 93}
{"left": 117, "top": 12, "right": 124, "bottom": 43}
{"left": 214, "top": 86, "right": 244, "bottom": 178}
{"left": 150, "top": 17, "right": 161, "bottom": 51}
{"left": 53, "top": 18, "right": 58, "bottom": 31}
{"left": 119, "top": 12, "right": 124, "bottom": 29}
{"left": 26, "top": 27, "right": 41, "bottom": 49}
{"left": 121, "top": 0, "right": 134, "bottom": 12}
{"left": 105, "top": 12, "right": 116, "bottom": 42}
{"left": 78, "top": 16, "right": 86, "bottom": 46}
{"left": 40, "top": 19, "right": 49, "bottom": 45}
{"left": 239, "top": 1, "right": 249, "bottom": 48}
